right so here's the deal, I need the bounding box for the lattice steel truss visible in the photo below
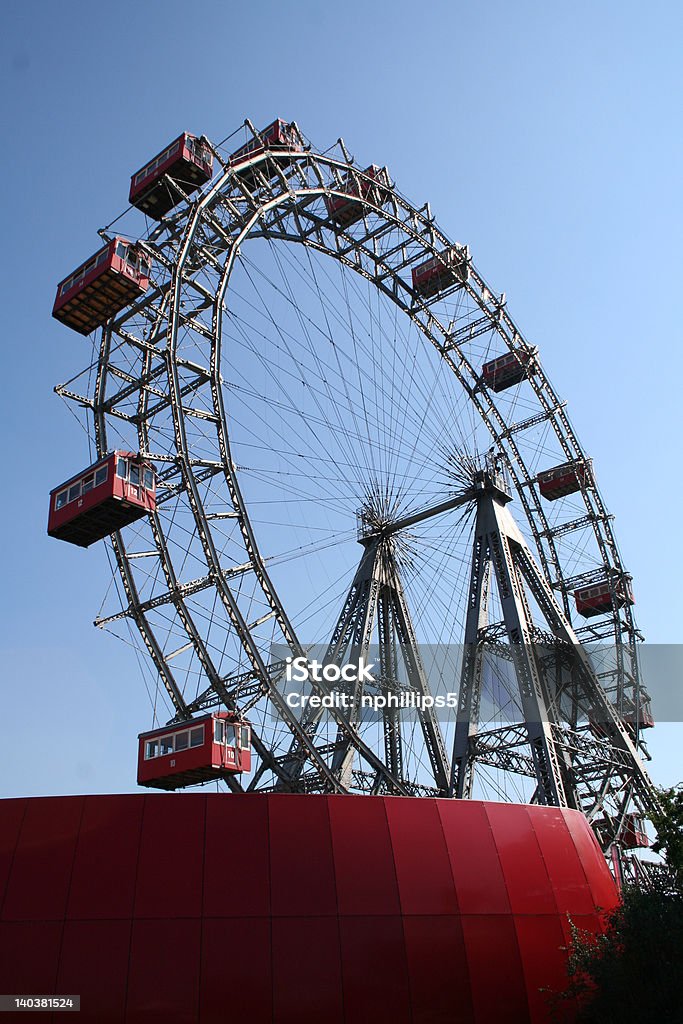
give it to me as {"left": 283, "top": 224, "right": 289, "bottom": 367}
{"left": 55, "top": 119, "right": 657, "bottom": 850}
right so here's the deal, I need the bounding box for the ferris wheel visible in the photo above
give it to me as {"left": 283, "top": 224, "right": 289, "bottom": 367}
{"left": 50, "top": 118, "right": 656, "bottom": 857}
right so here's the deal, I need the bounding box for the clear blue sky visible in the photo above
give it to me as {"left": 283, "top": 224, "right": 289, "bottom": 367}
{"left": 1, "top": 0, "right": 681, "bottom": 796}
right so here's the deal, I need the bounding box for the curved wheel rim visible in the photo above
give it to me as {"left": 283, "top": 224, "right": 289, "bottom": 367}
{"left": 56, "top": 121, "right": 650, "bottom": 838}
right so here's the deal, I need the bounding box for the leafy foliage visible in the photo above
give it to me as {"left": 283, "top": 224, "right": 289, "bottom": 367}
{"left": 649, "top": 785, "right": 683, "bottom": 883}
{"left": 559, "top": 786, "right": 683, "bottom": 1024}
{"left": 566, "top": 884, "right": 683, "bottom": 1023}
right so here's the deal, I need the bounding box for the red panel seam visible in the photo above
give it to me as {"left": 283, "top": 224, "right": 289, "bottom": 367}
{"left": 0, "top": 799, "right": 28, "bottom": 921}
{"left": 122, "top": 794, "right": 147, "bottom": 1023}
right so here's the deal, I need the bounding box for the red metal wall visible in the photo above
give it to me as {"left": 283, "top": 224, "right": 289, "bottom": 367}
{"left": 0, "top": 794, "right": 617, "bottom": 1023}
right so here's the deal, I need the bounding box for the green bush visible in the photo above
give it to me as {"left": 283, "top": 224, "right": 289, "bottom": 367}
{"left": 559, "top": 786, "right": 683, "bottom": 1024}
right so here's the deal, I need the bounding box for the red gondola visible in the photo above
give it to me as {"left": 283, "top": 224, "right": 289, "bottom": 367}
{"left": 628, "top": 700, "right": 655, "bottom": 729}
{"left": 588, "top": 697, "right": 655, "bottom": 740}
{"left": 538, "top": 459, "right": 592, "bottom": 501}
{"left": 620, "top": 698, "right": 655, "bottom": 732}
{"left": 52, "top": 237, "right": 151, "bottom": 336}
{"left": 325, "top": 165, "right": 391, "bottom": 227}
{"left": 137, "top": 711, "right": 251, "bottom": 790}
{"left": 574, "top": 577, "right": 635, "bottom": 618}
{"left": 594, "top": 811, "right": 649, "bottom": 849}
{"left": 129, "top": 133, "right": 214, "bottom": 218}
{"left": 622, "top": 813, "right": 649, "bottom": 849}
{"left": 229, "top": 119, "right": 304, "bottom": 186}
{"left": 412, "top": 246, "right": 470, "bottom": 299}
{"left": 481, "top": 349, "right": 535, "bottom": 392}
{"left": 48, "top": 451, "right": 156, "bottom": 548}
